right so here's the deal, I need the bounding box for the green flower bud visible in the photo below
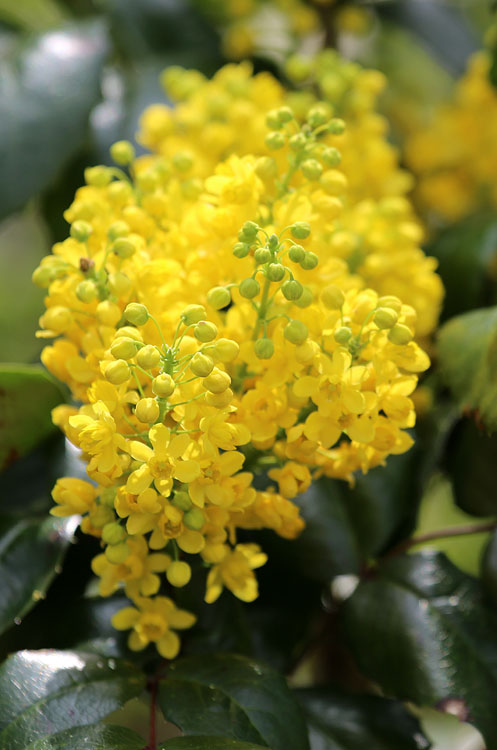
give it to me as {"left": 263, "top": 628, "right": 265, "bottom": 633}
{"left": 268, "top": 233, "right": 279, "bottom": 250}
{"left": 266, "top": 109, "right": 283, "bottom": 129}
{"left": 124, "top": 302, "right": 149, "bottom": 326}
{"left": 254, "top": 247, "right": 272, "bottom": 264}
{"left": 254, "top": 337, "right": 274, "bottom": 359}
{"left": 166, "top": 560, "right": 191, "bottom": 587}
{"left": 91, "top": 505, "right": 115, "bottom": 528}
{"left": 301, "top": 159, "right": 323, "bottom": 181}
{"left": 110, "top": 337, "right": 138, "bottom": 360}
{"left": 284, "top": 320, "right": 308, "bottom": 346}
{"left": 291, "top": 222, "right": 311, "bottom": 239}
{"left": 207, "top": 286, "right": 232, "bottom": 310}
{"left": 32, "top": 266, "right": 54, "bottom": 288}
{"left": 328, "top": 118, "right": 346, "bottom": 135}
{"left": 183, "top": 508, "right": 204, "bottom": 530}
{"left": 378, "top": 295, "right": 402, "bottom": 314}
{"left": 239, "top": 278, "right": 260, "bottom": 299}
{"left": 107, "top": 221, "right": 129, "bottom": 241}
{"left": 190, "top": 352, "right": 214, "bottom": 377}
{"left": 102, "top": 521, "right": 127, "bottom": 545}
{"left": 334, "top": 326, "right": 352, "bottom": 344}
{"left": 70, "top": 220, "right": 92, "bottom": 243}
{"left": 285, "top": 54, "right": 312, "bottom": 83}
{"left": 152, "top": 373, "right": 175, "bottom": 397}
{"left": 307, "top": 105, "right": 330, "bottom": 128}
{"left": 85, "top": 165, "right": 112, "bottom": 187}
{"left": 105, "top": 542, "right": 130, "bottom": 563}
{"left": 289, "top": 133, "right": 307, "bottom": 151}
{"left": 322, "top": 285, "right": 345, "bottom": 309}
{"left": 267, "top": 263, "right": 286, "bottom": 282}
{"left": 99, "top": 487, "right": 116, "bottom": 508}
{"left": 136, "top": 345, "right": 161, "bottom": 369}
{"left": 203, "top": 367, "right": 231, "bottom": 393}
{"left": 240, "top": 221, "right": 259, "bottom": 239}
{"left": 288, "top": 244, "right": 306, "bottom": 263}
{"left": 181, "top": 304, "right": 206, "bottom": 325}
{"left": 172, "top": 491, "right": 193, "bottom": 511}
{"left": 388, "top": 324, "right": 413, "bottom": 345}
{"left": 276, "top": 106, "right": 294, "bottom": 124}
{"left": 281, "top": 279, "right": 303, "bottom": 301}
{"left": 212, "top": 338, "right": 239, "bottom": 363}
{"left": 301, "top": 252, "right": 319, "bottom": 270}
{"left": 108, "top": 272, "right": 132, "bottom": 297}
{"left": 194, "top": 320, "right": 218, "bottom": 342}
{"left": 173, "top": 151, "right": 193, "bottom": 172}
{"left": 135, "top": 397, "right": 160, "bottom": 424}
{"left": 76, "top": 280, "right": 98, "bottom": 303}
{"left": 322, "top": 147, "right": 342, "bottom": 167}
{"left": 374, "top": 307, "right": 399, "bottom": 329}
{"left": 293, "top": 286, "right": 313, "bottom": 308}
{"left": 112, "top": 237, "right": 136, "bottom": 258}
{"left": 265, "top": 131, "right": 286, "bottom": 150}
{"left": 103, "top": 359, "right": 130, "bottom": 385}
{"left": 255, "top": 156, "right": 278, "bottom": 180}
{"left": 110, "top": 140, "right": 135, "bottom": 165}
{"left": 233, "top": 242, "right": 250, "bottom": 258}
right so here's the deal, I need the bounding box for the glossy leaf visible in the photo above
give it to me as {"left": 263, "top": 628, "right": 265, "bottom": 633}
{"left": 158, "top": 653, "right": 309, "bottom": 750}
{"left": 437, "top": 306, "right": 497, "bottom": 431}
{"left": 296, "top": 687, "right": 429, "bottom": 750}
{"left": 0, "top": 649, "right": 146, "bottom": 749}
{"left": 482, "top": 531, "right": 497, "bottom": 605}
{"left": 0, "top": 21, "right": 108, "bottom": 218}
{"left": 161, "top": 739, "right": 268, "bottom": 750}
{"left": 0, "top": 515, "right": 77, "bottom": 636}
{"left": 26, "top": 724, "right": 145, "bottom": 750}
{"left": 447, "top": 419, "right": 497, "bottom": 516}
{"left": 0, "top": 365, "right": 65, "bottom": 471}
{"left": 342, "top": 551, "right": 497, "bottom": 748}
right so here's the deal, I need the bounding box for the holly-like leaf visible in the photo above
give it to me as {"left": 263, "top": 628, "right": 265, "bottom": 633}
{"left": 161, "top": 739, "right": 268, "bottom": 750}
{"left": 158, "top": 653, "right": 309, "bottom": 750}
{"left": 0, "top": 20, "right": 108, "bottom": 218}
{"left": 447, "top": 419, "right": 497, "bottom": 516}
{"left": 296, "top": 687, "right": 429, "bottom": 750}
{"left": 0, "top": 650, "right": 146, "bottom": 749}
{"left": 342, "top": 550, "right": 497, "bottom": 748}
{"left": 437, "top": 306, "right": 497, "bottom": 432}
{"left": 26, "top": 724, "right": 145, "bottom": 750}
{"left": 0, "top": 515, "right": 77, "bottom": 636}
{"left": 0, "top": 365, "right": 65, "bottom": 471}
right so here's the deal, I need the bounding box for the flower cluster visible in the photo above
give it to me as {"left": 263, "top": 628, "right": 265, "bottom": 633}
{"left": 35, "top": 59, "right": 435, "bottom": 658}
{"left": 406, "top": 51, "right": 497, "bottom": 223}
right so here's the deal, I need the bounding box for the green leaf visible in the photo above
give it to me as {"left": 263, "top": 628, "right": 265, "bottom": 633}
{"left": 158, "top": 653, "right": 309, "bottom": 750}
{"left": 0, "top": 515, "right": 76, "bottom": 636}
{"left": 426, "top": 213, "right": 497, "bottom": 320}
{"left": 0, "top": 365, "right": 66, "bottom": 471}
{"left": 482, "top": 530, "right": 497, "bottom": 605}
{"left": 296, "top": 687, "right": 429, "bottom": 750}
{"left": 161, "top": 739, "right": 268, "bottom": 750}
{"left": 342, "top": 550, "right": 497, "bottom": 748}
{"left": 0, "top": 0, "right": 67, "bottom": 31}
{"left": 447, "top": 419, "right": 497, "bottom": 516}
{"left": 0, "top": 649, "right": 146, "bottom": 749}
{"left": 26, "top": 724, "right": 145, "bottom": 750}
{"left": 0, "top": 20, "right": 108, "bottom": 219}
{"left": 437, "top": 306, "right": 497, "bottom": 431}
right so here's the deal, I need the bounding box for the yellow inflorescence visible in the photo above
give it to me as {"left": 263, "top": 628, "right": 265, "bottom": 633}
{"left": 406, "top": 51, "right": 497, "bottom": 223}
{"left": 36, "top": 59, "right": 437, "bottom": 658}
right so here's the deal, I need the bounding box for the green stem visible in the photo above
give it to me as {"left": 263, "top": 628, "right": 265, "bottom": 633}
{"left": 253, "top": 274, "right": 272, "bottom": 340}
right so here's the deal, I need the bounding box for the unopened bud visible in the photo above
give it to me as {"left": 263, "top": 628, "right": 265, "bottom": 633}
{"left": 103, "top": 359, "right": 130, "bottom": 385}
{"left": 183, "top": 508, "right": 204, "bottom": 530}
{"left": 166, "top": 560, "right": 192, "bottom": 587}
{"left": 135, "top": 398, "right": 160, "bottom": 423}
{"left": 291, "top": 222, "right": 311, "bottom": 239}
{"left": 239, "top": 278, "right": 260, "bottom": 299}
{"left": 76, "top": 280, "right": 98, "bottom": 303}
{"left": 281, "top": 280, "right": 303, "bottom": 301}
{"left": 203, "top": 367, "right": 231, "bottom": 394}
{"left": 181, "top": 304, "right": 206, "bottom": 325}
{"left": 70, "top": 221, "right": 92, "bottom": 243}
{"left": 207, "top": 287, "right": 231, "bottom": 310}
{"left": 254, "top": 338, "right": 274, "bottom": 359}
{"left": 388, "top": 324, "right": 413, "bottom": 345}
{"left": 152, "top": 373, "right": 175, "bottom": 397}
{"left": 267, "top": 263, "right": 286, "bottom": 282}
{"left": 374, "top": 307, "right": 399, "bottom": 329}
{"left": 124, "top": 303, "right": 149, "bottom": 326}
{"left": 136, "top": 345, "right": 161, "bottom": 369}
{"left": 284, "top": 320, "right": 308, "bottom": 345}
{"left": 190, "top": 353, "right": 215, "bottom": 377}
{"left": 194, "top": 321, "right": 218, "bottom": 343}
{"left": 110, "top": 140, "right": 135, "bottom": 165}
{"left": 110, "top": 337, "right": 138, "bottom": 360}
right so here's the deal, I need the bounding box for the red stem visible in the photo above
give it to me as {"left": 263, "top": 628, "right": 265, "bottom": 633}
{"left": 385, "top": 520, "right": 497, "bottom": 558}
{"left": 147, "top": 677, "right": 158, "bottom": 750}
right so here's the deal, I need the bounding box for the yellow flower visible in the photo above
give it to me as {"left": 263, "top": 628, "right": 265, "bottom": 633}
{"left": 205, "top": 543, "right": 267, "bottom": 603}
{"left": 69, "top": 401, "right": 127, "bottom": 483}
{"left": 51, "top": 477, "right": 97, "bottom": 517}
{"left": 268, "top": 461, "right": 311, "bottom": 499}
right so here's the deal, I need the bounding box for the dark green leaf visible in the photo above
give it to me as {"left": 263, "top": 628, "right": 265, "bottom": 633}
{"left": 0, "top": 365, "right": 65, "bottom": 471}
{"left": 0, "top": 515, "right": 76, "bottom": 636}
{"left": 158, "top": 653, "right": 309, "bottom": 750}
{"left": 296, "top": 687, "right": 429, "bottom": 750}
{"left": 482, "top": 531, "right": 497, "bottom": 605}
{"left": 437, "top": 306, "right": 497, "bottom": 431}
{"left": 26, "top": 724, "right": 145, "bottom": 750}
{"left": 0, "top": 21, "right": 108, "bottom": 218}
{"left": 161, "top": 739, "right": 268, "bottom": 750}
{"left": 446, "top": 419, "right": 497, "bottom": 516}
{"left": 0, "top": 649, "right": 146, "bottom": 749}
{"left": 426, "top": 213, "right": 497, "bottom": 320}
{"left": 342, "top": 551, "right": 497, "bottom": 748}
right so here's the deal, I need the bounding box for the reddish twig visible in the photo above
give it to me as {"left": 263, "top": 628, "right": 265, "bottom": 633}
{"left": 147, "top": 677, "right": 158, "bottom": 750}
{"left": 385, "top": 520, "right": 497, "bottom": 558}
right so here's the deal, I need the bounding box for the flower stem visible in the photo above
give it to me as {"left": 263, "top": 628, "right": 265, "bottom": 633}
{"left": 386, "top": 520, "right": 497, "bottom": 558}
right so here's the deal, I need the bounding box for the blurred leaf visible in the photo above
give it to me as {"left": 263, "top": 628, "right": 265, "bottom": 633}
{"left": 342, "top": 551, "right": 497, "bottom": 748}
{"left": 0, "top": 0, "right": 67, "bottom": 31}
{"left": 416, "top": 707, "right": 485, "bottom": 750}
{"left": 296, "top": 687, "right": 429, "bottom": 750}
{"left": 0, "top": 514, "right": 76, "bottom": 637}
{"left": 158, "top": 653, "right": 309, "bottom": 750}
{"left": 437, "top": 306, "right": 497, "bottom": 432}
{"left": 161, "top": 739, "right": 268, "bottom": 750}
{"left": 482, "top": 531, "right": 497, "bottom": 605}
{"left": 0, "top": 20, "right": 109, "bottom": 219}
{"left": 447, "top": 419, "right": 497, "bottom": 516}
{"left": 0, "top": 206, "right": 50, "bottom": 363}
{"left": 26, "top": 724, "right": 145, "bottom": 749}
{"left": 0, "top": 649, "right": 146, "bottom": 749}
{"left": 0, "top": 365, "right": 65, "bottom": 471}
{"left": 426, "top": 213, "right": 497, "bottom": 321}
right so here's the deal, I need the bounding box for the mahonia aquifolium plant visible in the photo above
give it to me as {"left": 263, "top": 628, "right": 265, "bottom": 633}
{"left": 33, "top": 58, "right": 438, "bottom": 659}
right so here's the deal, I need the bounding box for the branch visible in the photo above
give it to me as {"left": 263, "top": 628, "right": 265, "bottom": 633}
{"left": 147, "top": 676, "right": 158, "bottom": 750}
{"left": 385, "top": 520, "right": 497, "bottom": 558}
